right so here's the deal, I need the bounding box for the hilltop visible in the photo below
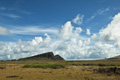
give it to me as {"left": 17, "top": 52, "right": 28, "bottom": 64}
{"left": 18, "top": 52, "right": 64, "bottom": 61}
{"left": 107, "top": 55, "right": 120, "bottom": 60}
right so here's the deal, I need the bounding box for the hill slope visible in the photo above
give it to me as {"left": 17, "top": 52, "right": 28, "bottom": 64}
{"left": 18, "top": 52, "right": 64, "bottom": 61}
{"left": 107, "top": 55, "right": 120, "bottom": 60}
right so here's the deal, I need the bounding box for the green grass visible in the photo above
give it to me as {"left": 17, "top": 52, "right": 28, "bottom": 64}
{"left": 65, "top": 60, "right": 120, "bottom": 66}
{"left": 22, "top": 63, "right": 65, "bottom": 69}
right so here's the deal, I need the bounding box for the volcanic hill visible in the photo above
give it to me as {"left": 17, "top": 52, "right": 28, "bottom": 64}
{"left": 18, "top": 52, "right": 64, "bottom": 61}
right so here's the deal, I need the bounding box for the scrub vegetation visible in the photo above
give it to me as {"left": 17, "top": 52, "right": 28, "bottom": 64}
{"left": 0, "top": 60, "right": 120, "bottom": 80}
{"left": 22, "top": 63, "right": 65, "bottom": 69}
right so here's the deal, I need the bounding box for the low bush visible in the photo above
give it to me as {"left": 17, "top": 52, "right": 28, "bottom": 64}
{"left": 22, "top": 63, "right": 65, "bottom": 69}
{"left": 94, "top": 67, "right": 120, "bottom": 75}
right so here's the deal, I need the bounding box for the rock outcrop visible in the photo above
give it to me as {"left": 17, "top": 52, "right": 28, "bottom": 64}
{"left": 18, "top": 52, "right": 64, "bottom": 61}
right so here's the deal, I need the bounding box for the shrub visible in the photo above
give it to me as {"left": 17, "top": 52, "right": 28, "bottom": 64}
{"left": 98, "top": 64, "right": 105, "bottom": 66}
{"left": 22, "top": 63, "right": 65, "bottom": 69}
{"left": 94, "top": 67, "right": 120, "bottom": 75}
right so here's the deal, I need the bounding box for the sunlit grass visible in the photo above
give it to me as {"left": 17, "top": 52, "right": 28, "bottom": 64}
{"left": 22, "top": 63, "right": 65, "bottom": 69}
{"left": 0, "top": 60, "right": 120, "bottom": 80}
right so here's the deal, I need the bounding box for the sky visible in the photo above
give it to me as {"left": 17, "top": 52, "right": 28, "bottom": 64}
{"left": 0, "top": 0, "right": 120, "bottom": 60}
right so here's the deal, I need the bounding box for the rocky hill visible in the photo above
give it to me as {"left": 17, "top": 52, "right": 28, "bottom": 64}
{"left": 18, "top": 52, "right": 64, "bottom": 61}
{"left": 107, "top": 55, "right": 120, "bottom": 60}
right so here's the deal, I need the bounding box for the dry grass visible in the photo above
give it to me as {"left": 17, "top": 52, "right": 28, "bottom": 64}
{"left": 0, "top": 60, "right": 120, "bottom": 80}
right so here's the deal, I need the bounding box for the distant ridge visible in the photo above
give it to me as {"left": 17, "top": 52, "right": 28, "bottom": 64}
{"left": 18, "top": 52, "right": 64, "bottom": 61}
{"left": 107, "top": 55, "right": 120, "bottom": 60}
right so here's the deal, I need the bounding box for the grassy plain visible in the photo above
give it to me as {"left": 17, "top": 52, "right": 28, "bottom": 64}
{"left": 0, "top": 60, "right": 120, "bottom": 80}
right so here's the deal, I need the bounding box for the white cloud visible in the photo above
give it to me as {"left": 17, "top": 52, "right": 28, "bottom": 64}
{"left": 58, "top": 21, "right": 83, "bottom": 40}
{"left": 72, "top": 14, "right": 84, "bottom": 25}
{"left": 1, "top": 13, "right": 22, "bottom": 19}
{"left": 0, "top": 13, "right": 120, "bottom": 60}
{"left": 91, "top": 33, "right": 97, "bottom": 41}
{"left": 86, "top": 29, "right": 91, "bottom": 35}
{"left": 0, "top": 31, "right": 118, "bottom": 60}
{"left": 0, "top": 26, "right": 10, "bottom": 35}
{"left": 10, "top": 26, "right": 59, "bottom": 35}
{"left": 97, "top": 8, "right": 110, "bottom": 15}
{"left": 32, "top": 37, "right": 43, "bottom": 45}
{"left": 87, "top": 8, "right": 110, "bottom": 22}
{"left": 87, "top": 42, "right": 118, "bottom": 59}
{"left": 74, "top": 27, "right": 82, "bottom": 36}
{"left": 99, "top": 13, "right": 120, "bottom": 48}
{"left": 87, "top": 16, "right": 95, "bottom": 22}
{"left": 58, "top": 21, "right": 73, "bottom": 40}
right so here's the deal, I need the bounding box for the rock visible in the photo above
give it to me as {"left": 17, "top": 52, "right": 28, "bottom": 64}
{"left": 54, "top": 55, "right": 64, "bottom": 60}
{"left": 18, "top": 52, "right": 64, "bottom": 61}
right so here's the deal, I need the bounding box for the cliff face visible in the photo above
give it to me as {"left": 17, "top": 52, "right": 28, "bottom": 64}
{"left": 54, "top": 55, "right": 64, "bottom": 60}
{"left": 18, "top": 52, "right": 64, "bottom": 61}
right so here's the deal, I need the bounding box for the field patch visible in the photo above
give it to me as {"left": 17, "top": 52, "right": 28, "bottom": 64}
{"left": 22, "top": 63, "right": 65, "bottom": 69}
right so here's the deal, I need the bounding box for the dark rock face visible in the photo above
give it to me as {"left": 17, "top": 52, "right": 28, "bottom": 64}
{"left": 18, "top": 52, "right": 64, "bottom": 61}
{"left": 32, "top": 52, "right": 54, "bottom": 59}
{"left": 54, "top": 55, "right": 64, "bottom": 60}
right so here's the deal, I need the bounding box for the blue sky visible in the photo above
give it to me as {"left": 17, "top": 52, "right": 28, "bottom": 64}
{"left": 0, "top": 0, "right": 120, "bottom": 41}
{"left": 0, "top": 0, "right": 120, "bottom": 60}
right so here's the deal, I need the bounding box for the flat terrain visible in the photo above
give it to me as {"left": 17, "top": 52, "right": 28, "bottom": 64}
{"left": 0, "top": 60, "right": 120, "bottom": 80}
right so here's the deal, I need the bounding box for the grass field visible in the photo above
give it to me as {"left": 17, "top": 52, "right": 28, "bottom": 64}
{"left": 0, "top": 60, "right": 120, "bottom": 80}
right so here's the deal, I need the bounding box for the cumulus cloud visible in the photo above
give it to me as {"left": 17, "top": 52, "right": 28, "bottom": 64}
{"left": 87, "top": 42, "right": 118, "bottom": 59}
{"left": 58, "top": 21, "right": 82, "bottom": 40}
{"left": 72, "top": 14, "right": 84, "bottom": 25}
{"left": 0, "top": 26, "right": 10, "bottom": 35}
{"left": 0, "top": 13, "right": 120, "bottom": 60}
{"left": 91, "top": 33, "right": 98, "bottom": 41}
{"left": 32, "top": 37, "right": 43, "bottom": 45}
{"left": 58, "top": 21, "right": 73, "bottom": 40}
{"left": 86, "top": 29, "right": 91, "bottom": 35}
{"left": 99, "top": 13, "right": 120, "bottom": 48}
